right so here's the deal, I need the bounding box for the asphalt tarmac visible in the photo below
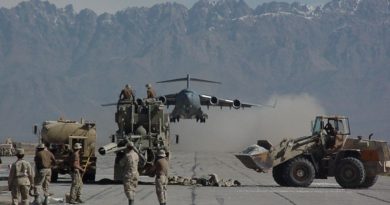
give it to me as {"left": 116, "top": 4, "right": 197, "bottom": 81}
{"left": 1, "top": 151, "right": 390, "bottom": 205}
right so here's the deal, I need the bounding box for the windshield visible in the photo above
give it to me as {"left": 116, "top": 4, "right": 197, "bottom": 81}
{"left": 312, "top": 117, "right": 350, "bottom": 135}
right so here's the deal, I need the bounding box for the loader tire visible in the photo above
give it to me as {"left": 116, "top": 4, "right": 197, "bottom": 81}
{"left": 335, "top": 157, "right": 365, "bottom": 189}
{"left": 272, "top": 164, "right": 289, "bottom": 186}
{"left": 283, "top": 157, "right": 315, "bottom": 187}
{"left": 359, "top": 175, "right": 378, "bottom": 188}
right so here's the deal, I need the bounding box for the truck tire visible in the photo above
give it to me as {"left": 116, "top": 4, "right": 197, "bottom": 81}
{"left": 283, "top": 157, "right": 315, "bottom": 187}
{"left": 51, "top": 170, "right": 58, "bottom": 182}
{"left": 335, "top": 157, "right": 365, "bottom": 189}
{"left": 273, "top": 164, "right": 289, "bottom": 186}
{"left": 359, "top": 175, "right": 378, "bottom": 188}
{"left": 83, "top": 170, "right": 96, "bottom": 183}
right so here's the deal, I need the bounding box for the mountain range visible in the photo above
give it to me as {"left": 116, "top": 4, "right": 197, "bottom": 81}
{"left": 0, "top": 0, "right": 389, "bottom": 143}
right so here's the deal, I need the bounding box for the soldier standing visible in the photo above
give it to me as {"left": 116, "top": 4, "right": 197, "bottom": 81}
{"left": 121, "top": 142, "right": 139, "bottom": 205}
{"left": 69, "top": 143, "right": 84, "bottom": 204}
{"left": 154, "top": 150, "right": 168, "bottom": 205}
{"left": 146, "top": 84, "right": 156, "bottom": 98}
{"left": 120, "top": 84, "right": 135, "bottom": 101}
{"left": 34, "top": 143, "right": 56, "bottom": 205}
{"left": 8, "top": 148, "right": 34, "bottom": 205}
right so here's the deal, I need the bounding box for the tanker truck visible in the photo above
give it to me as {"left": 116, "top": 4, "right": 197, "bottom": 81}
{"left": 34, "top": 119, "right": 97, "bottom": 182}
{"left": 99, "top": 98, "right": 170, "bottom": 181}
{"left": 236, "top": 115, "right": 390, "bottom": 188}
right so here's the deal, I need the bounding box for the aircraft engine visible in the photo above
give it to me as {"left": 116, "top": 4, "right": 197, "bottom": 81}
{"left": 233, "top": 99, "right": 241, "bottom": 109}
{"left": 210, "top": 96, "right": 219, "bottom": 105}
{"left": 158, "top": 96, "right": 167, "bottom": 104}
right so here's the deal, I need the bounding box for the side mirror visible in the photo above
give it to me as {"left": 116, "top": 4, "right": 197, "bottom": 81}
{"left": 175, "top": 135, "right": 179, "bottom": 144}
{"left": 33, "top": 124, "right": 38, "bottom": 135}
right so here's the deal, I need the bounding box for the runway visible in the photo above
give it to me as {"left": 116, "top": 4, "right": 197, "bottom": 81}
{"left": 1, "top": 151, "right": 390, "bottom": 205}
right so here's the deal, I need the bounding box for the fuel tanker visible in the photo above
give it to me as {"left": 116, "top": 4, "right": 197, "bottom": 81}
{"left": 35, "top": 119, "right": 97, "bottom": 182}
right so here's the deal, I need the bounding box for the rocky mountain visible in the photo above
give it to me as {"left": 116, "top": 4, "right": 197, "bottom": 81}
{"left": 0, "top": 0, "right": 389, "bottom": 142}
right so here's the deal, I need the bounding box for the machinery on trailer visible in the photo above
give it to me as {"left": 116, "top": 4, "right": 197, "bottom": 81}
{"left": 236, "top": 115, "right": 390, "bottom": 188}
{"left": 99, "top": 98, "right": 170, "bottom": 181}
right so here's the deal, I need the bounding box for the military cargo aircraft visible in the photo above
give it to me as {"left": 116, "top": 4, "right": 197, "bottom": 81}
{"left": 157, "top": 74, "right": 272, "bottom": 123}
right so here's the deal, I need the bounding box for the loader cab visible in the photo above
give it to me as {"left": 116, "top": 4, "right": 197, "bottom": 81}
{"left": 312, "top": 116, "right": 350, "bottom": 136}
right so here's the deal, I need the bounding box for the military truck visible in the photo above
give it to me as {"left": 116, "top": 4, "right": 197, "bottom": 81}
{"left": 34, "top": 119, "right": 97, "bottom": 182}
{"left": 236, "top": 115, "right": 390, "bottom": 188}
{"left": 99, "top": 98, "right": 170, "bottom": 181}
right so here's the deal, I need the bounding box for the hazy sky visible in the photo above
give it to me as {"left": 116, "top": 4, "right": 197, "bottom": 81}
{"left": 0, "top": 0, "right": 331, "bottom": 14}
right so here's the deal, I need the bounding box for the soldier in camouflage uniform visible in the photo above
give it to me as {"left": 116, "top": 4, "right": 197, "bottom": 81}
{"left": 8, "top": 148, "right": 34, "bottom": 205}
{"left": 69, "top": 143, "right": 84, "bottom": 204}
{"left": 120, "top": 84, "right": 135, "bottom": 101}
{"left": 146, "top": 84, "right": 156, "bottom": 98}
{"left": 121, "top": 142, "right": 139, "bottom": 205}
{"left": 34, "top": 143, "right": 56, "bottom": 205}
{"left": 154, "top": 150, "right": 168, "bottom": 205}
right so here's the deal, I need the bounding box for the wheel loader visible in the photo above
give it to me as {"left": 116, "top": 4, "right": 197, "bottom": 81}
{"left": 236, "top": 115, "right": 390, "bottom": 188}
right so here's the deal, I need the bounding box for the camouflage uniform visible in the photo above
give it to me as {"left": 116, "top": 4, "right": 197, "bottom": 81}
{"left": 8, "top": 149, "right": 33, "bottom": 205}
{"left": 146, "top": 84, "right": 156, "bottom": 98}
{"left": 121, "top": 148, "right": 139, "bottom": 205}
{"left": 120, "top": 85, "right": 135, "bottom": 100}
{"left": 69, "top": 144, "right": 84, "bottom": 204}
{"left": 34, "top": 145, "right": 55, "bottom": 204}
{"left": 155, "top": 151, "right": 168, "bottom": 205}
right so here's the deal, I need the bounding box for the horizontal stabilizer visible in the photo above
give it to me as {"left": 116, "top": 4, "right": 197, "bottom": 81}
{"left": 156, "top": 74, "right": 221, "bottom": 89}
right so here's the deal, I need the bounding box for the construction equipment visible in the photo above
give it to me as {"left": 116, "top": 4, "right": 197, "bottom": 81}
{"left": 99, "top": 98, "right": 170, "bottom": 181}
{"left": 236, "top": 115, "right": 390, "bottom": 188}
{"left": 34, "top": 119, "right": 97, "bottom": 182}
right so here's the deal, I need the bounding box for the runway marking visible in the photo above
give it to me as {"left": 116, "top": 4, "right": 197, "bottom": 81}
{"left": 234, "top": 189, "right": 349, "bottom": 193}
{"left": 356, "top": 192, "right": 390, "bottom": 204}
{"left": 274, "top": 192, "right": 297, "bottom": 205}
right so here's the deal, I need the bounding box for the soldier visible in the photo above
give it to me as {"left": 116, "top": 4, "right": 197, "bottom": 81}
{"left": 8, "top": 148, "right": 34, "bottom": 205}
{"left": 154, "top": 150, "right": 168, "bottom": 205}
{"left": 34, "top": 143, "right": 56, "bottom": 205}
{"left": 146, "top": 84, "right": 156, "bottom": 98}
{"left": 69, "top": 143, "right": 84, "bottom": 204}
{"left": 119, "top": 84, "right": 135, "bottom": 101}
{"left": 121, "top": 142, "right": 139, "bottom": 205}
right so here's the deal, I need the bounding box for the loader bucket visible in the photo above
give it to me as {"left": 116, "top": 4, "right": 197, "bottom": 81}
{"left": 235, "top": 144, "right": 273, "bottom": 172}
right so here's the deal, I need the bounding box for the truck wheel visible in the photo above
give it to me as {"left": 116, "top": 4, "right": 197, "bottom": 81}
{"left": 51, "top": 171, "right": 58, "bottom": 182}
{"left": 335, "top": 157, "right": 365, "bottom": 189}
{"left": 283, "top": 157, "right": 315, "bottom": 187}
{"left": 83, "top": 170, "right": 96, "bottom": 183}
{"left": 272, "top": 164, "right": 289, "bottom": 186}
{"left": 359, "top": 175, "right": 378, "bottom": 188}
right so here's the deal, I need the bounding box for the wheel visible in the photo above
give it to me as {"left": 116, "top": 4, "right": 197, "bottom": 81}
{"left": 335, "top": 157, "right": 365, "bottom": 188}
{"left": 282, "top": 157, "right": 315, "bottom": 187}
{"left": 51, "top": 170, "right": 58, "bottom": 182}
{"left": 272, "top": 164, "right": 289, "bottom": 186}
{"left": 359, "top": 175, "right": 378, "bottom": 188}
{"left": 83, "top": 170, "right": 96, "bottom": 183}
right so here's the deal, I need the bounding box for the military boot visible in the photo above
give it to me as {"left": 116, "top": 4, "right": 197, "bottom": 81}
{"left": 76, "top": 198, "right": 84, "bottom": 203}
{"left": 128, "top": 200, "right": 134, "bottom": 205}
{"left": 43, "top": 196, "right": 49, "bottom": 205}
{"left": 160, "top": 203, "right": 166, "bottom": 205}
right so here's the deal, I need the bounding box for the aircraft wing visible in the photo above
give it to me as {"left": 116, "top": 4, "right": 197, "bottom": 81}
{"left": 158, "top": 93, "right": 177, "bottom": 106}
{"left": 199, "top": 94, "right": 275, "bottom": 108}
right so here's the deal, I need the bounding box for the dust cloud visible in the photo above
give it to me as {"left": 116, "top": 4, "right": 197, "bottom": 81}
{"left": 170, "top": 93, "right": 326, "bottom": 152}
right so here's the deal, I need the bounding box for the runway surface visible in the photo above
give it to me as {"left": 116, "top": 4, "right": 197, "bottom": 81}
{"left": 1, "top": 151, "right": 390, "bottom": 205}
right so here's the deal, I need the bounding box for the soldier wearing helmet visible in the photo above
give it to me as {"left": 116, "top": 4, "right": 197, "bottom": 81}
{"left": 154, "top": 149, "right": 168, "bottom": 205}
{"left": 69, "top": 143, "right": 84, "bottom": 204}
{"left": 8, "top": 148, "right": 34, "bottom": 205}
{"left": 121, "top": 141, "right": 139, "bottom": 205}
{"left": 146, "top": 83, "right": 156, "bottom": 99}
{"left": 120, "top": 84, "right": 135, "bottom": 101}
{"left": 34, "top": 143, "right": 55, "bottom": 205}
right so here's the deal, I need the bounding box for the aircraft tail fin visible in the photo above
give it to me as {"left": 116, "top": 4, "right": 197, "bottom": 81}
{"left": 156, "top": 74, "right": 221, "bottom": 89}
